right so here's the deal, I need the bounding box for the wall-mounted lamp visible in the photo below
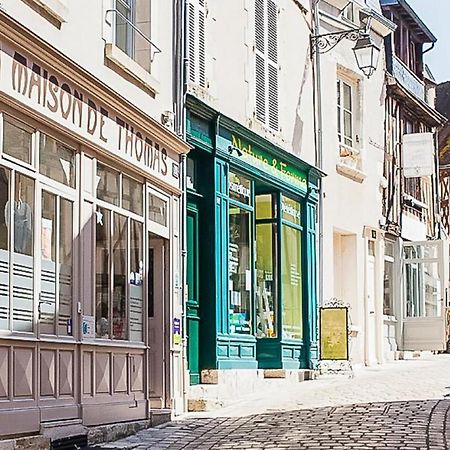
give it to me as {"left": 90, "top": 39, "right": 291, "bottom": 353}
{"left": 311, "top": 16, "right": 380, "bottom": 78}
{"left": 228, "top": 145, "right": 243, "bottom": 157}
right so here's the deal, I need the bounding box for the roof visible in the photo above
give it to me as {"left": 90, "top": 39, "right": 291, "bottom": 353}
{"left": 380, "top": 0, "right": 437, "bottom": 43}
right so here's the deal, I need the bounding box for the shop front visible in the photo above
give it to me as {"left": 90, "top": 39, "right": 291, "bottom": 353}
{"left": 0, "top": 18, "right": 188, "bottom": 438}
{"left": 185, "top": 98, "right": 321, "bottom": 383}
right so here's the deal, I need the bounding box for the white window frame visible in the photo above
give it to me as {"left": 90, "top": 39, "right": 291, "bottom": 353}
{"left": 337, "top": 78, "right": 354, "bottom": 148}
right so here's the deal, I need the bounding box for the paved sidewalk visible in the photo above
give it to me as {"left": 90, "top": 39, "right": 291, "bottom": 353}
{"left": 99, "top": 354, "right": 450, "bottom": 449}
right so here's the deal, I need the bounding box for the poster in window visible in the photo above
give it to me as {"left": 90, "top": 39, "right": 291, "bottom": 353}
{"left": 320, "top": 307, "right": 348, "bottom": 361}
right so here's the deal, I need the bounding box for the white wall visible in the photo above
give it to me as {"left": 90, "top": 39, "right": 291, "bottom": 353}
{"left": 1, "top": 0, "right": 175, "bottom": 123}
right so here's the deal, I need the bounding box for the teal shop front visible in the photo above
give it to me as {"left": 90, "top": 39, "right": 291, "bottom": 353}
{"left": 185, "top": 98, "right": 321, "bottom": 384}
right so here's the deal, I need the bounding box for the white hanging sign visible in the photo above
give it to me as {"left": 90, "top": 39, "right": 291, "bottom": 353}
{"left": 403, "top": 133, "right": 435, "bottom": 178}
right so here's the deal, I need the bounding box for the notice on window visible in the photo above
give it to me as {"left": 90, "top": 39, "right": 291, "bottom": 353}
{"left": 82, "top": 315, "right": 95, "bottom": 340}
{"left": 320, "top": 307, "right": 348, "bottom": 361}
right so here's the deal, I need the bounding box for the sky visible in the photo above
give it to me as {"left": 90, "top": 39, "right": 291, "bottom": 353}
{"left": 406, "top": 0, "right": 450, "bottom": 83}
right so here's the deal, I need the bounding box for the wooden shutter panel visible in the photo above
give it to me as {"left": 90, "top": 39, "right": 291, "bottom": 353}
{"left": 255, "top": 54, "right": 266, "bottom": 122}
{"left": 267, "top": 0, "right": 278, "bottom": 131}
{"left": 187, "top": 0, "right": 207, "bottom": 88}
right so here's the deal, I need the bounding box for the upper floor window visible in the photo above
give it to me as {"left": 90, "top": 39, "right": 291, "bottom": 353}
{"left": 337, "top": 79, "right": 353, "bottom": 148}
{"left": 342, "top": 3, "right": 355, "bottom": 23}
{"left": 255, "top": 0, "right": 279, "bottom": 131}
{"left": 393, "top": 19, "right": 421, "bottom": 76}
{"left": 114, "top": 0, "right": 152, "bottom": 72}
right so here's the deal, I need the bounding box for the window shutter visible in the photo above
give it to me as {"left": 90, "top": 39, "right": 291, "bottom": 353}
{"left": 254, "top": 0, "right": 279, "bottom": 131}
{"left": 187, "top": 0, "right": 207, "bottom": 88}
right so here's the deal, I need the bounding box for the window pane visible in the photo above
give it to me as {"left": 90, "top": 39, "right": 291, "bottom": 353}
{"left": 149, "top": 193, "right": 167, "bottom": 226}
{"left": 256, "top": 194, "right": 276, "bottom": 220}
{"left": 97, "top": 164, "right": 120, "bottom": 205}
{"left": 113, "top": 214, "right": 127, "bottom": 340}
{"left": 0, "top": 168, "right": 10, "bottom": 329}
{"left": 256, "top": 223, "right": 277, "bottom": 338}
{"left": 344, "top": 111, "right": 352, "bottom": 142}
{"left": 130, "top": 220, "right": 143, "bottom": 341}
{"left": 405, "top": 263, "right": 419, "bottom": 318}
{"left": 3, "top": 118, "right": 32, "bottom": 164}
{"left": 281, "top": 196, "right": 301, "bottom": 225}
{"left": 96, "top": 207, "right": 110, "bottom": 338}
{"left": 343, "top": 83, "right": 352, "bottom": 111}
{"left": 424, "top": 262, "right": 441, "bottom": 318}
{"left": 40, "top": 191, "right": 57, "bottom": 335}
{"left": 12, "top": 173, "right": 34, "bottom": 332}
{"left": 116, "top": 0, "right": 132, "bottom": 55}
{"left": 229, "top": 172, "right": 251, "bottom": 205}
{"left": 39, "top": 134, "right": 76, "bottom": 187}
{"left": 122, "top": 176, "right": 143, "bottom": 215}
{"left": 383, "top": 260, "right": 393, "bottom": 316}
{"left": 281, "top": 224, "right": 302, "bottom": 340}
{"left": 229, "top": 206, "right": 252, "bottom": 334}
{"left": 134, "top": 0, "right": 151, "bottom": 72}
{"left": 59, "top": 199, "right": 73, "bottom": 336}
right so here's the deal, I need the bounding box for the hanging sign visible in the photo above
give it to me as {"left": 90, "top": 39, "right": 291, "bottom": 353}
{"left": 403, "top": 133, "right": 434, "bottom": 178}
{"left": 320, "top": 307, "right": 349, "bottom": 361}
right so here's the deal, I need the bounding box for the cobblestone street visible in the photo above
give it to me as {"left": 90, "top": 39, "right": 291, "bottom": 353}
{"left": 99, "top": 355, "right": 450, "bottom": 449}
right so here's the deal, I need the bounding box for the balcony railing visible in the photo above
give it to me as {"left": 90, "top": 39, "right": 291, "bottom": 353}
{"left": 391, "top": 55, "right": 425, "bottom": 101}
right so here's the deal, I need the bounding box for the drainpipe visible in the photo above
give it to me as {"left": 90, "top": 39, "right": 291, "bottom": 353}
{"left": 173, "top": 0, "right": 189, "bottom": 412}
{"left": 312, "top": 0, "right": 324, "bottom": 312}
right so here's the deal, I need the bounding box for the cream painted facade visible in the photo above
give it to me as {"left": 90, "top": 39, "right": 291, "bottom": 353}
{"left": 0, "top": 0, "right": 188, "bottom": 443}
{"left": 318, "top": 0, "right": 392, "bottom": 367}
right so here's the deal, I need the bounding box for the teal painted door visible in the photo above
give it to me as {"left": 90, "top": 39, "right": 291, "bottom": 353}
{"left": 187, "top": 205, "right": 200, "bottom": 384}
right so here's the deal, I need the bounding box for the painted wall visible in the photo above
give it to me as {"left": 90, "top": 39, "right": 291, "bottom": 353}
{"left": 319, "top": 1, "right": 387, "bottom": 366}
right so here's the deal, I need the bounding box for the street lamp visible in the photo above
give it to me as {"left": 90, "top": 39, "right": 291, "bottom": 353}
{"left": 352, "top": 33, "right": 380, "bottom": 78}
{"left": 311, "top": 24, "right": 380, "bottom": 79}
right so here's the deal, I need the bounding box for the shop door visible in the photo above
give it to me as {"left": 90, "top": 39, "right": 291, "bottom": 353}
{"left": 366, "top": 252, "right": 377, "bottom": 364}
{"left": 148, "top": 236, "right": 170, "bottom": 408}
{"left": 186, "top": 206, "right": 200, "bottom": 384}
{"left": 401, "top": 240, "right": 449, "bottom": 351}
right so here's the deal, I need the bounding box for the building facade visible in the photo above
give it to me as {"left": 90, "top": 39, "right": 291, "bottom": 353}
{"left": 184, "top": 0, "right": 321, "bottom": 391}
{"left": 317, "top": 0, "right": 394, "bottom": 367}
{"left": 380, "top": 0, "right": 447, "bottom": 358}
{"left": 0, "top": 0, "right": 188, "bottom": 442}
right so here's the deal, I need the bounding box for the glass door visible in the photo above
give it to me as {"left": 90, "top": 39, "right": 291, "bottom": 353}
{"left": 401, "top": 240, "right": 449, "bottom": 351}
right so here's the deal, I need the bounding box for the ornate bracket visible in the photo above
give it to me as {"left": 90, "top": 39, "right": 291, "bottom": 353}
{"left": 311, "top": 28, "right": 362, "bottom": 55}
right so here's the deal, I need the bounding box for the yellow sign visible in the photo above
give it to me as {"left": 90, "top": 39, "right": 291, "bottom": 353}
{"left": 320, "top": 307, "right": 348, "bottom": 360}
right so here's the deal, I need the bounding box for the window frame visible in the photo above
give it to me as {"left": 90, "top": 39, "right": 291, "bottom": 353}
{"left": 337, "top": 78, "right": 354, "bottom": 148}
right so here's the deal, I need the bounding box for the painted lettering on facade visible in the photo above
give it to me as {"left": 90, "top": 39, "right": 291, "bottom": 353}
{"left": 1, "top": 48, "right": 177, "bottom": 187}
{"left": 231, "top": 135, "right": 307, "bottom": 190}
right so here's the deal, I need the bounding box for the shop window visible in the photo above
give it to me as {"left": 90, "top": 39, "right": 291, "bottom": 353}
{"left": 281, "top": 224, "right": 302, "bottom": 340}
{"left": 256, "top": 193, "right": 277, "bottom": 339}
{"left": 97, "top": 163, "right": 120, "bottom": 206}
{"left": 281, "top": 196, "right": 301, "bottom": 226}
{"left": 122, "top": 175, "right": 143, "bottom": 215}
{"left": 95, "top": 207, "right": 144, "bottom": 341}
{"left": 229, "top": 205, "right": 252, "bottom": 335}
{"left": 39, "top": 133, "right": 76, "bottom": 188}
{"left": 0, "top": 168, "right": 10, "bottom": 330}
{"left": 114, "top": 0, "right": 152, "bottom": 73}
{"left": 255, "top": 0, "right": 279, "bottom": 131}
{"left": 12, "top": 173, "right": 35, "bottom": 332}
{"left": 229, "top": 172, "right": 251, "bottom": 205}
{"left": 148, "top": 192, "right": 167, "bottom": 227}
{"left": 2, "top": 116, "right": 33, "bottom": 165}
{"left": 40, "top": 192, "right": 74, "bottom": 336}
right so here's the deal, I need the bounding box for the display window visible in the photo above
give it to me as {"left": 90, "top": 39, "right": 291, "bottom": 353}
{"left": 95, "top": 161, "right": 145, "bottom": 342}
{"left": 0, "top": 111, "right": 77, "bottom": 336}
{"left": 228, "top": 171, "right": 253, "bottom": 335}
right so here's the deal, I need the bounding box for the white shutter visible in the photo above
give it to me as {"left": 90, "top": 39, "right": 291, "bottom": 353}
{"left": 187, "top": 0, "right": 207, "bottom": 88}
{"left": 254, "top": 0, "right": 279, "bottom": 131}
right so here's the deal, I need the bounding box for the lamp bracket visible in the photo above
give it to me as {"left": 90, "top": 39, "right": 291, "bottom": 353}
{"left": 311, "top": 27, "right": 363, "bottom": 55}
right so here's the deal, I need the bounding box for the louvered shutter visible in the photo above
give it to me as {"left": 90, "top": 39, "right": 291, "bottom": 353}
{"left": 254, "top": 0, "right": 279, "bottom": 131}
{"left": 267, "top": 0, "right": 278, "bottom": 130}
{"left": 187, "top": 0, "right": 207, "bottom": 88}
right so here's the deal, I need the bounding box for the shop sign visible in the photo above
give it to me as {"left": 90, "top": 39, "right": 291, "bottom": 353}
{"left": 320, "top": 307, "right": 349, "bottom": 360}
{"left": 0, "top": 45, "right": 181, "bottom": 189}
{"left": 220, "top": 133, "right": 307, "bottom": 191}
{"left": 82, "top": 315, "right": 95, "bottom": 340}
{"left": 172, "top": 317, "right": 182, "bottom": 346}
